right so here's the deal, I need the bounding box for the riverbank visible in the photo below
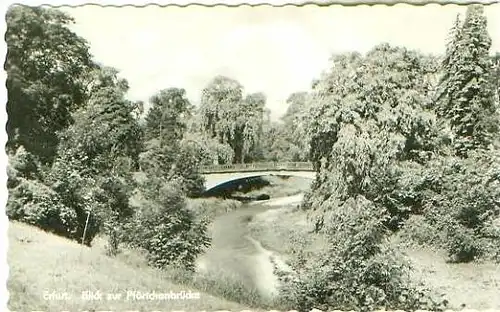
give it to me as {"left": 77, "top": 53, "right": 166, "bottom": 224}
{"left": 247, "top": 200, "right": 500, "bottom": 310}
{"left": 233, "top": 175, "right": 312, "bottom": 200}
{"left": 189, "top": 192, "right": 311, "bottom": 306}
{"left": 193, "top": 200, "right": 288, "bottom": 307}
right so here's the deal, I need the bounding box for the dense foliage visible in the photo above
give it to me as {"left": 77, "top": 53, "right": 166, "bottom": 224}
{"left": 6, "top": 6, "right": 94, "bottom": 164}
{"left": 303, "top": 45, "right": 440, "bottom": 227}
{"left": 418, "top": 150, "right": 500, "bottom": 262}
{"left": 140, "top": 88, "right": 206, "bottom": 197}
{"left": 5, "top": 6, "right": 207, "bottom": 260}
{"left": 276, "top": 5, "right": 500, "bottom": 311}
{"left": 122, "top": 179, "right": 210, "bottom": 271}
{"left": 437, "top": 7, "right": 499, "bottom": 156}
{"left": 278, "top": 196, "right": 447, "bottom": 312}
{"left": 199, "top": 76, "right": 266, "bottom": 163}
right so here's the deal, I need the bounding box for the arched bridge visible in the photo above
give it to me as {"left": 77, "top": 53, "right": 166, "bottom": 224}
{"left": 200, "top": 162, "right": 316, "bottom": 192}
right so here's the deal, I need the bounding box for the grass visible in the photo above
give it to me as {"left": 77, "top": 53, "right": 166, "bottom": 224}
{"left": 403, "top": 246, "right": 500, "bottom": 310}
{"left": 247, "top": 205, "right": 327, "bottom": 255}
{"left": 7, "top": 221, "right": 251, "bottom": 312}
{"left": 189, "top": 269, "right": 267, "bottom": 308}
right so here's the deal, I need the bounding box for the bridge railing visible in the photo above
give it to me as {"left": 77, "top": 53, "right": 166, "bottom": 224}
{"left": 199, "top": 162, "right": 314, "bottom": 173}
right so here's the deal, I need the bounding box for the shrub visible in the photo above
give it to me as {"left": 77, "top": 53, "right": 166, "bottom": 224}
{"left": 419, "top": 151, "right": 500, "bottom": 262}
{"left": 45, "top": 155, "right": 101, "bottom": 246}
{"left": 7, "top": 146, "right": 43, "bottom": 189}
{"left": 397, "top": 215, "right": 444, "bottom": 249}
{"left": 6, "top": 146, "right": 106, "bottom": 245}
{"left": 92, "top": 174, "right": 135, "bottom": 256}
{"left": 169, "top": 169, "right": 205, "bottom": 198}
{"left": 7, "top": 178, "right": 79, "bottom": 238}
{"left": 123, "top": 178, "right": 211, "bottom": 271}
{"left": 276, "top": 196, "right": 447, "bottom": 312}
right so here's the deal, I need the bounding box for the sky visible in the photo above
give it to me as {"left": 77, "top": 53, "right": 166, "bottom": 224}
{"left": 63, "top": 4, "right": 500, "bottom": 120}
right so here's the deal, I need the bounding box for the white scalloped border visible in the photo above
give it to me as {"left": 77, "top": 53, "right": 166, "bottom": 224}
{"left": 1, "top": 1, "right": 498, "bottom": 312}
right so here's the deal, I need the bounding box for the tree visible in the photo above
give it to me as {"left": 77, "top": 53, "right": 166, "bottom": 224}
{"left": 258, "top": 121, "right": 293, "bottom": 162}
{"left": 144, "top": 88, "right": 193, "bottom": 143}
{"left": 56, "top": 67, "right": 144, "bottom": 172}
{"left": 140, "top": 88, "right": 192, "bottom": 175}
{"left": 182, "top": 131, "right": 234, "bottom": 165}
{"left": 492, "top": 52, "right": 500, "bottom": 111}
{"left": 45, "top": 67, "right": 142, "bottom": 247}
{"left": 282, "top": 92, "right": 308, "bottom": 124}
{"left": 236, "top": 92, "right": 267, "bottom": 162}
{"left": 5, "top": 5, "right": 94, "bottom": 164}
{"left": 199, "top": 76, "right": 266, "bottom": 163}
{"left": 184, "top": 110, "right": 234, "bottom": 165}
{"left": 305, "top": 46, "right": 439, "bottom": 217}
{"left": 140, "top": 88, "right": 207, "bottom": 196}
{"left": 282, "top": 92, "right": 312, "bottom": 161}
{"left": 437, "top": 6, "right": 498, "bottom": 157}
{"left": 279, "top": 44, "right": 446, "bottom": 311}
{"left": 122, "top": 180, "right": 210, "bottom": 271}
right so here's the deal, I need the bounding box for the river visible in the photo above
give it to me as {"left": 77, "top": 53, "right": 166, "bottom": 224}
{"left": 195, "top": 194, "right": 302, "bottom": 299}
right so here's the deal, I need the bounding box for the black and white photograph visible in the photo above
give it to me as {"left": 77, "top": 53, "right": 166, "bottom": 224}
{"left": 3, "top": 1, "right": 500, "bottom": 311}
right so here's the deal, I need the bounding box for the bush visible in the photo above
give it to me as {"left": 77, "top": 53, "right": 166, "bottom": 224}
{"left": 6, "top": 146, "right": 106, "bottom": 246}
{"left": 45, "top": 155, "right": 101, "bottom": 246}
{"left": 169, "top": 169, "right": 205, "bottom": 198}
{"left": 419, "top": 151, "right": 500, "bottom": 262}
{"left": 92, "top": 174, "right": 135, "bottom": 256}
{"left": 7, "top": 146, "right": 43, "bottom": 189}
{"left": 123, "top": 178, "right": 211, "bottom": 271}
{"left": 276, "top": 196, "right": 447, "bottom": 312}
{"left": 361, "top": 160, "right": 429, "bottom": 231}
{"left": 398, "top": 215, "right": 444, "bottom": 249}
{"left": 7, "top": 178, "right": 80, "bottom": 238}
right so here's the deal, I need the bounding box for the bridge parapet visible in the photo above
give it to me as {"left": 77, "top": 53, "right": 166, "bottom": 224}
{"left": 200, "top": 162, "right": 314, "bottom": 174}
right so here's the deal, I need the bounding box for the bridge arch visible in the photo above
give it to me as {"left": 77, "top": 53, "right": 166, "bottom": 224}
{"left": 200, "top": 162, "right": 316, "bottom": 192}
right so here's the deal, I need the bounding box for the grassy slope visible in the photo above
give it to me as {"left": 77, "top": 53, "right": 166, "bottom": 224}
{"left": 405, "top": 246, "right": 500, "bottom": 309}
{"left": 7, "top": 221, "right": 248, "bottom": 312}
{"left": 247, "top": 206, "right": 500, "bottom": 310}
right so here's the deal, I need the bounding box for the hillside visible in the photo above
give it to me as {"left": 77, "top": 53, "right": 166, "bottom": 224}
{"left": 7, "top": 221, "right": 248, "bottom": 312}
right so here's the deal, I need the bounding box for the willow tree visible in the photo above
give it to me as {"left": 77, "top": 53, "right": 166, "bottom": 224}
{"left": 304, "top": 44, "right": 440, "bottom": 225}
{"left": 199, "top": 76, "right": 265, "bottom": 163}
